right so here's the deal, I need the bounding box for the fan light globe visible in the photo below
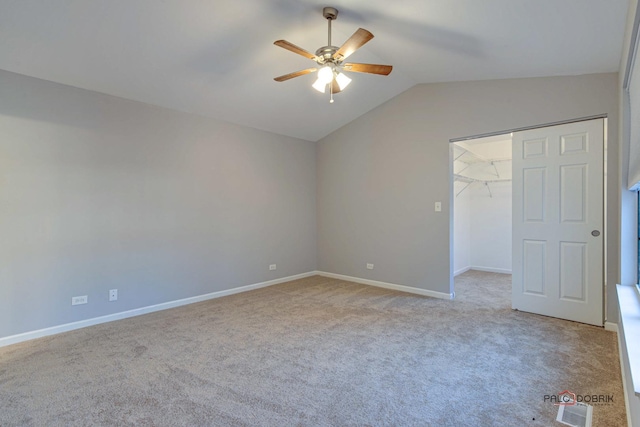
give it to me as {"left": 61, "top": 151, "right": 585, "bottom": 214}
{"left": 317, "top": 66, "right": 334, "bottom": 84}
{"left": 335, "top": 72, "right": 351, "bottom": 90}
{"left": 312, "top": 78, "right": 326, "bottom": 93}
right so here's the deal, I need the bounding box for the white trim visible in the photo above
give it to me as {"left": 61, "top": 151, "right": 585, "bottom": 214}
{"left": 617, "top": 284, "right": 640, "bottom": 396}
{"left": 455, "top": 266, "right": 513, "bottom": 276}
{"left": 614, "top": 313, "right": 633, "bottom": 427}
{"left": 616, "top": 284, "right": 640, "bottom": 427}
{"left": 469, "top": 266, "right": 512, "bottom": 275}
{"left": 454, "top": 266, "right": 471, "bottom": 276}
{"left": 604, "top": 321, "right": 619, "bottom": 332}
{"left": 0, "top": 271, "right": 316, "bottom": 348}
{"left": 316, "top": 271, "right": 455, "bottom": 300}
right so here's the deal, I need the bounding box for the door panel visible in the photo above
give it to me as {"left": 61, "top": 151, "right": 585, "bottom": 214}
{"left": 512, "top": 119, "right": 603, "bottom": 326}
{"left": 523, "top": 240, "right": 546, "bottom": 295}
{"left": 523, "top": 168, "right": 546, "bottom": 222}
{"left": 559, "top": 241, "right": 587, "bottom": 301}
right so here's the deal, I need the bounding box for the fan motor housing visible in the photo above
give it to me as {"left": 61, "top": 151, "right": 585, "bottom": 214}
{"left": 315, "top": 46, "right": 340, "bottom": 64}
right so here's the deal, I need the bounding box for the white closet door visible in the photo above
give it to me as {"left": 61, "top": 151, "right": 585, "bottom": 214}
{"left": 512, "top": 119, "right": 604, "bottom": 326}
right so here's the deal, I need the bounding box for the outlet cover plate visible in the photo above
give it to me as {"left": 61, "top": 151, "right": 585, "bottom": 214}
{"left": 72, "top": 295, "right": 88, "bottom": 305}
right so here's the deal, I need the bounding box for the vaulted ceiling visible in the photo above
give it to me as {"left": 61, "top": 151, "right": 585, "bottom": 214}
{"left": 0, "top": 0, "right": 629, "bottom": 141}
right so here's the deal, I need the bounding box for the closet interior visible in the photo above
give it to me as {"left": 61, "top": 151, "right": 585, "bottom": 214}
{"left": 453, "top": 134, "right": 513, "bottom": 276}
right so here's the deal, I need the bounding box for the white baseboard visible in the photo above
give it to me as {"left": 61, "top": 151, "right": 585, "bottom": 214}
{"left": 604, "top": 321, "right": 619, "bottom": 332}
{"left": 0, "top": 271, "right": 317, "bottom": 348}
{"left": 454, "top": 266, "right": 471, "bottom": 276}
{"left": 316, "top": 271, "right": 454, "bottom": 300}
{"left": 469, "top": 266, "right": 512, "bottom": 274}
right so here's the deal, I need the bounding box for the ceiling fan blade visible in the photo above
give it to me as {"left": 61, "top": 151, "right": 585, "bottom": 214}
{"left": 343, "top": 63, "right": 393, "bottom": 75}
{"left": 274, "top": 68, "right": 317, "bottom": 82}
{"left": 274, "top": 40, "right": 317, "bottom": 60}
{"left": 333, "top": 28, "right": 374, "bottom": 61}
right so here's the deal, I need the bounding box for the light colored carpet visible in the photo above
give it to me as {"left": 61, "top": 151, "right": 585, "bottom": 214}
{"left": 0, "top": 271, "right": 626, "bottom": 426}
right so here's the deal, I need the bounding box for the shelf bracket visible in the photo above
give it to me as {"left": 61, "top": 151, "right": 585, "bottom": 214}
{"left": 484, "top": 182, "right": 493, "bottom": 198}
{"left": 456, "top": 182, "right": 473, "bottom": 197}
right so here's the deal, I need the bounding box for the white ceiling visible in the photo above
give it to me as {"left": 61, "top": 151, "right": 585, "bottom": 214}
{"left": 0, "top": 0, "right": 629, "bottom": 141}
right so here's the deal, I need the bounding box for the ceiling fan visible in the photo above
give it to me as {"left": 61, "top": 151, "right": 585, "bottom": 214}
{"left": 273, "top": 6, "right": 393, "bottom": 103}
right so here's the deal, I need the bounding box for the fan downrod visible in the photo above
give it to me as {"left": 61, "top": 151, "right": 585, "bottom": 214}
{"left": 317, "top": 7, "right": 339, "bottom": 65}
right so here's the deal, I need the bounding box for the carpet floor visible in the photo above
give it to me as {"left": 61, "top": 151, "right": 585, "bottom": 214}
{"left": 0, "top": 271, "right": 626, "bottom": 426}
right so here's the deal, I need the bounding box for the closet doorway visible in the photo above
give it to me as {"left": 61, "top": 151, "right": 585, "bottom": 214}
{"left": 452, "top": 134, "right": 513, "bottom": 279}
{"left": 451, "top": 118, "right": 605, "bottom": 325}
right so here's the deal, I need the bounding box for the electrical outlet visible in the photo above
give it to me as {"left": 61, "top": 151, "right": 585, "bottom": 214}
{"left": 435, "top": 202, "right": 442, "bottom": 212}
{"left": 269, "top": 264, "right": 277, "bottom": 271}
{"left": 72, "top": 295, "right": 88, "bottom": 305}
{"left": 109, "top": 289, "right": 118, "bottom": 301}
{"left": 366, "top": 263, "right": 374, "bottom": 270}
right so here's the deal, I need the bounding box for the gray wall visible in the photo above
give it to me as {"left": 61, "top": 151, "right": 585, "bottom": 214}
{"left": 317, "top": 74, "right": 619, "bottom": 318}
{"left": 0, "top": 70, "right": 317, "bottom": 339}
{"left": 0, "top": 68, "right": 622, "bottom": 340}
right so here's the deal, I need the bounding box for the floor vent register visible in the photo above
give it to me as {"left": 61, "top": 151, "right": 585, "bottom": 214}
{"left": 556, "top": 402, "right": 593, "bottom": 427}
